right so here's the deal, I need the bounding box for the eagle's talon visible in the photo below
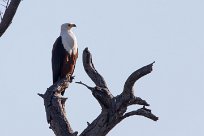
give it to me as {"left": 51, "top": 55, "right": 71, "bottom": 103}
{"left": 69, "top": 76, "right": 75, "bottom": 83}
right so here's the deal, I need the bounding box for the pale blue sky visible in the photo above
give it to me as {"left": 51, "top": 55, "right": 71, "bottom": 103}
{"left": 0, "top": 0, "right": 204, "bottom": 136}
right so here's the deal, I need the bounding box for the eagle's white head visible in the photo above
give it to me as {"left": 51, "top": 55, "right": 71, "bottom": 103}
{"left": 61, "top": 23, "right": 77, "bottom": 32}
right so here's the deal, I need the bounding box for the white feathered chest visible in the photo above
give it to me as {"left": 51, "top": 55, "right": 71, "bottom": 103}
{"left": 61, "top": 30, "right": 78, "bottom": 55}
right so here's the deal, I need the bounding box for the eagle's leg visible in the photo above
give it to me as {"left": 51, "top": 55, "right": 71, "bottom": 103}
{"left": 69, "top": 75, "right": 75, "bottom": 83}
{"left": 66, "top": 74, "right": 75, "bottom": 83}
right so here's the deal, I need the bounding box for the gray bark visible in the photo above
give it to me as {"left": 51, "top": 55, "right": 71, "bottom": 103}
{"left": 0, "top": 0, "right": 21, "bottom": 37}
{"left": 39, "top": 47, "right": 158, "bottom": 136}
{"left": 38, "top": 78, "right": 78, "bottom": 136}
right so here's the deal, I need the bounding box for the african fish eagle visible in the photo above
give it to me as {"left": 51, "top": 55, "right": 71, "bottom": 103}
{"left": 52, "top": 23, "right": 78, "bottom": 95}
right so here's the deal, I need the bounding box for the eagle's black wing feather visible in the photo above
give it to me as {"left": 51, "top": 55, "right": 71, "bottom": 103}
{"left": 52, "top": 36, "right": 65, "bottom": 83}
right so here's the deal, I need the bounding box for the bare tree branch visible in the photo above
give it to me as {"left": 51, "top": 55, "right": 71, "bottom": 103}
{"left": 76, "top": 81, "right": 113, "bottom": 109}
{"left": 6, "top": 0, "right": 10, "bottom": 9}
{"left": 127, "top": 96, "right": 150, "bottom": 106}
{"left": 122, "top": 106, "right": 159, "bottom": 121}
{"left": 122, "top": 61, "right": 155, "bottom": 99}
{"left": 82, "top": 47, "right": 108, "bottom": 88}
{"left": 75, "top": 81, "right": 93, "bottom": 91}
{"left": 0, "top": 0, "right": 21, "bottom": 37}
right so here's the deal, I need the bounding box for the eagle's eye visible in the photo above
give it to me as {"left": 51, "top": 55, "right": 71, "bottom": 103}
{"left": 68, "top": 24, "right": 71, "bottom": 27}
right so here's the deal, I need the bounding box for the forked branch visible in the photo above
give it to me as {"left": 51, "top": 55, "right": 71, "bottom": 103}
{"left": 78, "top": 48, "right": 158, "bottom": 136}
{"left": 0, "top": 0, "right": 21, "bottom": 37}
{"left": 40, "top": 48, "right": 158, "bottom": 136}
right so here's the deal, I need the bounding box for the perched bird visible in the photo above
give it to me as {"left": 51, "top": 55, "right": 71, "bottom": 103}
{"left": 52, "top": 23, "right": 78, "bottom": 95}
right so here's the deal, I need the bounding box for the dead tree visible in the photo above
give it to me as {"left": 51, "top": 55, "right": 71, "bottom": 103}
{"left": 38, "top": 47, "right": 158, "bottom": 136}
{"left": 0, "top": 0, "right": 21, "bottom": 37}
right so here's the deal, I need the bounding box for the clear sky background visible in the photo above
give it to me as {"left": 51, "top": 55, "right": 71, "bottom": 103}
{"left": 0, "top": 0, "right": 204, "bottom": 136}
